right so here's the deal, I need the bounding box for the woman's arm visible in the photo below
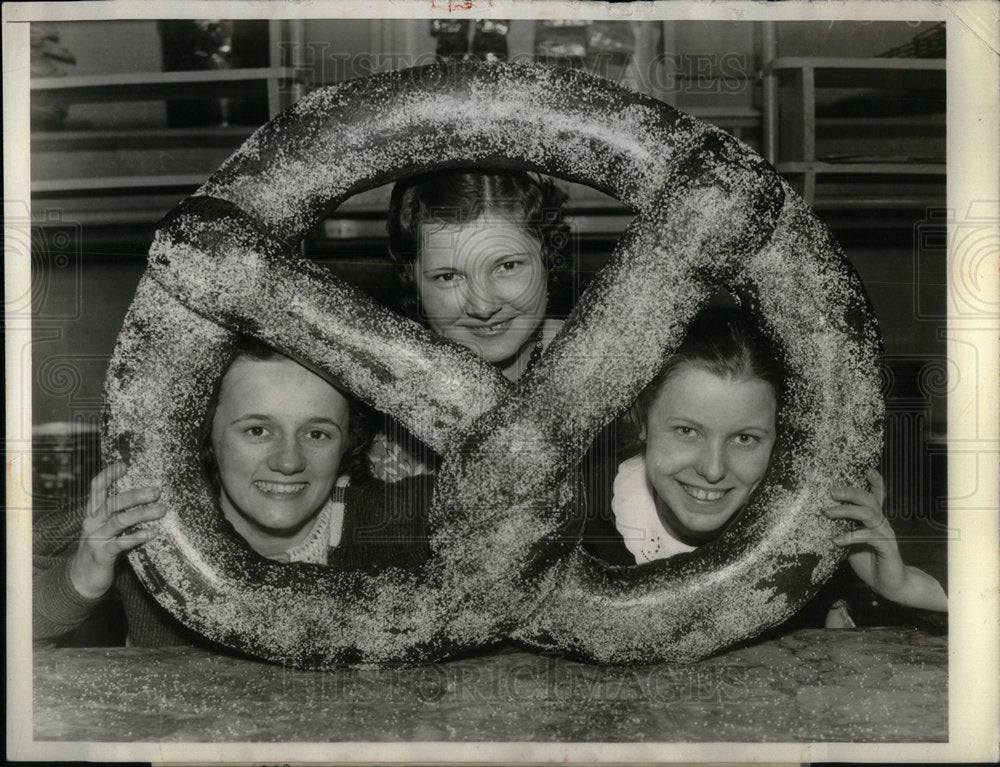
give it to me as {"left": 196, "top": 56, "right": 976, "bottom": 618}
{"left": 34, "top": 497, "right": 103, "bottom": 641}
{"left": 824, "top": 469, "right": 947, "bottom": 612}
{"left": 33, "top": 463, "right": 166, "bottom": 640}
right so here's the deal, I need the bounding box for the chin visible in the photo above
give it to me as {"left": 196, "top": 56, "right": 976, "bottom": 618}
{"left": 483, "top": 344, "right": 521, "bottom": 365}
{"left": 680, "top": 516, "right": 732, "bottom": 536}
{"left": 465, "top": 338, "right": 519, "bottom": 365}
{"left": 681, "top": 498, "right": 751, "bottom": 538}
{"left": 660, "top": 496, "right": 739, "bottom": 541}
{"left": 252, "top": 508, "right": 312, "bottom": 532}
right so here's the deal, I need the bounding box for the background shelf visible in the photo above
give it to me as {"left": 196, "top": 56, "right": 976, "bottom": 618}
{"left": 31, "top": 125, "right": 258, "bottom": 151}
{"left": 31, "top": 68, "right": 298, "bottom": 103}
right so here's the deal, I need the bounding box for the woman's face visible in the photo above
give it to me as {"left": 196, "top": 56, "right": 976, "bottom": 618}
{"left": 415, "top": 214, "right": 548, "bottom": 372}
{"left": 643, "top": 363, "right": 777, "bottom": 544}
{"left": 210, "top": 356, "right": 350, "bottom": 554}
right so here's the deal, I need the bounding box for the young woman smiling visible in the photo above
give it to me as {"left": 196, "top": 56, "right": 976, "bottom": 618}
{"left": 369, "top": 169, "right": 572, "bottom": 481}
{"left": 584, "top": 307, "right": 947, "bottom": 620}
{"left": 33, "top": 339, "right": 432, "bottom": 646}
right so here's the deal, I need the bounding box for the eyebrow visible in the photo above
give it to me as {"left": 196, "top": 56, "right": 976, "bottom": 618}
{"left": 422, "top": 250, "right": 535, "bottom": 264}
{"left": 306, "top": 418, "right": 345, "bottom": 433}
{"left": 230, "top": 414, "right": 345, "bottom": 433}
{"left": 230, "top": 414, "right": 270, "bottom": 424}
{"left": 492, "top": 253, "right": 535, "bottom": 263}
{"left": 665, "top": 415, "right": 775, "bottom": 432}
{"left": 735, "top": 423, "right": 775, "bottom": 434}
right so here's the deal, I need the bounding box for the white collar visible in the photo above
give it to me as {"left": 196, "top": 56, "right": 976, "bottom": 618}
{"left": 267, "top": 476, "right": 349, "bottom": 565}
{"left": 612, "top": 455, "right": 696, "bottom": 563}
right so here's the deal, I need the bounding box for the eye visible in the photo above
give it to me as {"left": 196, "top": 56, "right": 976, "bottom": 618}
{"left": 733, "top": 433, "right": 760, "bottom": 447}
{"left": 673, "top": 426, "right": 698, "bottom": 440}
{"left": 304, "top": 429, "right": 332, "bottom": 442}
{"left": 431, "top": 271, "right": 462, "bottom": 284}
{"left": 496, "top": 259, "right": 523, "bottom": 274}
{"left": 244, "top": 425, "right": 270, "bottom": 438}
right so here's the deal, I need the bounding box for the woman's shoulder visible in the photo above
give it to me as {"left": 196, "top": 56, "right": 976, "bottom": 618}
{"left": 343, "top": 475, "right": 434, "bottom": 531}
{"left": 334, "top": 475, "right": 433, "bottom": 570}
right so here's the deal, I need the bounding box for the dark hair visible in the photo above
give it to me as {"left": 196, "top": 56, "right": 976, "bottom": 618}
{"left": 623, "top": 306, "right": 783, "bottom": 451}
{"left": 201, "top": 337, "right": 374, "bottom": 489}
{"left": 386, "top": 169, "right": 573, "bottom": 319}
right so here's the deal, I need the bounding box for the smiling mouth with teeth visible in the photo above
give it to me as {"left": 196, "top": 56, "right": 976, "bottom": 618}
{"left": 254, "top": 481, "right": 308, "bottom": 495}
{"left": 466, "top": 319, "right": 512, "bottom": 336}
{"left": 680, "top": 483, "right": 727, "bottom": 502}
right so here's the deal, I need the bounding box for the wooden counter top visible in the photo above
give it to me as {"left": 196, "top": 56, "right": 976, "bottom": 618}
{"left": 33, "top": 627, "right": 945, "bottom": 743}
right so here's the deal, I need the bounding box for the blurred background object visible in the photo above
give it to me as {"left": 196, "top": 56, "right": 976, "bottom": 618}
{"left": 878, "top": 21, "right": 945, "bottom": 58}
{"left": 431, "top": 18, "right": 508, "bottom": 62}
{"left": 534, "top": 19, "right": 637, "bottom": 81}
{"left": 31, "top": 421, "right": 100, "bottom": 520}
{"left": 471, "top": 19, "right": 508, "bottom": 62}
{"left": 430, "top": 19, "right": 469, "bottom": 61}
{"left": 30, "top": 22, "right": 75, "bottom": 129}
{"left": 157, "top": 20, "right": 269, "bottom": 127}
{"left": 31, "top": 22, "right": 76, "bottom": 76}
{"left": 534, "top": 19, "right": 589, "bottom": 67}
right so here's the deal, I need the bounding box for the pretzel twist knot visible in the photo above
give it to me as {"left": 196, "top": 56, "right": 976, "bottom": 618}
{"left": 105, "top": 62, "right": 883, "bottom": 667}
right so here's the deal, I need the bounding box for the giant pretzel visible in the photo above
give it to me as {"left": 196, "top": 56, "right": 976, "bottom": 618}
{"left": 106, "top": 62, "right": 882, "bottom": 667}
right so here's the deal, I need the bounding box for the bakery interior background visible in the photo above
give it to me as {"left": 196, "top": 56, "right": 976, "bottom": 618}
{"left": 28, "top": 18, "right": 947, "bottom": 590}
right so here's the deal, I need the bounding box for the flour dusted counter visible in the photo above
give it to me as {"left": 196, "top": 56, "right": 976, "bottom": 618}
{"left": 33, "top": 628, "right": 945, "bottom": 743}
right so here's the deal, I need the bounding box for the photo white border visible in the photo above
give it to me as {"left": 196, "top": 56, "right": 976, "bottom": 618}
{"left": 5, "top": 0, "right": 998, "bottom": 763}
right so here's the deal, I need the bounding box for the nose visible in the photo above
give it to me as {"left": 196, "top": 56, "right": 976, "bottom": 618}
{"left": 462, "top": 278, "right": 502, "bottom": 320}
{"left": 269, "top": 436, "right": 306, "bottom": 475}
{"left": 695, "top": 442, "right": 726, "bottom": 484}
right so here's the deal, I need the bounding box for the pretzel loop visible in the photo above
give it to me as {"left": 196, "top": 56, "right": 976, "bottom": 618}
{"left": 105, "top": 62, "right": 882, "bottom": 667}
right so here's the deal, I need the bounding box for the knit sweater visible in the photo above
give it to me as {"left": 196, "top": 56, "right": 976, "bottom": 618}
{"left": 33, "top": 475, "right": 434, "bottom": 647}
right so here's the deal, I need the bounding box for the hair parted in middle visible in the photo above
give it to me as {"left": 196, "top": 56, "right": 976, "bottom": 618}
{"left": 386, "top": 168, "right": 574, "bottom": 319}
